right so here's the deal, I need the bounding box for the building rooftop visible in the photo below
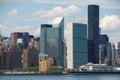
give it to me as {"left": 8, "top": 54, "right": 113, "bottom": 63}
{"left": 52, "top": 17, "right": 64, "bottom": 24}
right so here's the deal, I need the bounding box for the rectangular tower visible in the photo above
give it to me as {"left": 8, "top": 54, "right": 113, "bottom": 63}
{"left": 88, "top": 5, "right": 99, "bottom": 63}
{"left": 40, "top": 17, "right": 64, "bottom": 67}
{"left": 67, "top": 23, "right": 88, "bottom": 69}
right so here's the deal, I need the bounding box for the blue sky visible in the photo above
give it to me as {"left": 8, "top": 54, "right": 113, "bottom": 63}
{"left": 0, "top": 0, "right": 120, "bottom": 45}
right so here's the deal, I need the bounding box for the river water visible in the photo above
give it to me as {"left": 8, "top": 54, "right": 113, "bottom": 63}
{"left": 0, "top": 74, "right": 120, "bottom": 80}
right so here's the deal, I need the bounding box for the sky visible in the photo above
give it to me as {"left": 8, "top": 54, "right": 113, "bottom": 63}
{"left": 0, "top": 0, "right": 120, "bottom": 45}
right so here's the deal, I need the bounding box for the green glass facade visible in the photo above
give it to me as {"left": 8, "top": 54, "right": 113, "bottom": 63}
{"left": 73, "top": 23, "right": 88, "bottom": 68}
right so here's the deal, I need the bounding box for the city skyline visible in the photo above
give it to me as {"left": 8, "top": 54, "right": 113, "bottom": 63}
{"left": 0, "top": 0, "right": 120, "bottom": 45}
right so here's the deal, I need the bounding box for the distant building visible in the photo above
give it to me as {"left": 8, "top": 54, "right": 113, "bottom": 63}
{"left": 106, "top": 43, "right": 116, "bottom": 66}
{"left": 99, "top": 35, "right": 109, "bottom": 45}
{"left": 39, "top": 57, "right": 53, "bottom": 72}
{"left": 0, "top": 31, "right": 2, "bottom": 43}
{"left": 0, "top": 43, "right": 23, "bottom": 70}
{"left": 0, "top": 43, "right": 8, "bottom": 70}
{"left": 10, "top": 32, "right": 33, "bottom": 49}
{"left": 8, "top": 45, "right": 23, "bottom": 69}
{"left": 79, "top": 63, "right": 113, "bottom": 72}
{"left": 66, "top": 23, "right": 88, "bottom": 69}
{"left": 88, "top": 5, "right": 99, "bottom": 63}
{"left": 99, "top": 45, "right": 106, "bottom": 64}
{"left": 117, "top": 42, "right": 120, "bottom": 65}
{"left": 22, "top": 48, "right": 39, "bottom": 68}
{"left": 99, "top": 34, "right": 109, "bottom": 64}
{"left": 23, "top": 38, "right": 39, "bottom": 68}
{"left": 40, "top": 17, "right": 64, "bottom": 67}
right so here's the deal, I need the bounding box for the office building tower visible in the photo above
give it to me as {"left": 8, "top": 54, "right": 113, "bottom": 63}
{"left": 99, "top": 34, "right": 109, "bottom": 64}
{"left": 117, "top": 42, "right": 120, "bottom": 65}
{"left": 40, "top": 24, "right": 52, "bottom": 57}
{"left": 0, "top": 31, "right": 2, "bottom": 43}
{"left": 88, "top": 5, "right": 99, "bottom": 63}
{"left": 40, "top": 17, "right": 64, "bottom": 67}
{"left": 106, "top": 43, "right": 116, "bottom": 66}
{"left": 66, "top": 23, "right": 88, "bottom": 69}
{"left": 23, "top": 48, "right": 39, "bottom": 68}
{"left": 10, "top": 32, "right": 30, "bottom": 49}
{"left": 99, "top": 35, "right": 109, "bottom": 45}
{"left": 0, "top": 44, "right": 6, "bottom": 69}
{"left": 99, "top": 45, "right": 106, "bottom": 64}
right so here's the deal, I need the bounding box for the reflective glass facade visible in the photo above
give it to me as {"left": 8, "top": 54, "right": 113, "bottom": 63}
{"left": 88, "top": 5, "right": 99, "bottom": 63}
{"left": 67, "top": 23, "right": 88, "bottom": 69}
{"left": 40, "top": 17, "right": 64, "bottom": 67}
{"left": 73, "top": 23, "right": 88, "bottom": 68}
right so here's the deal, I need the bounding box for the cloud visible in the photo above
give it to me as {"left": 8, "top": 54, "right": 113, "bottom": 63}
{"left": 31, "top": 5, "right": 80, "bottom": 19}
{"left": 6, "top": 9, "right": 19, "bottom": 16}
{"left": 12, "top": 25, "right": 32, "bottom": 32}
{"left": 34, "top": 28, "right": 40, "bottom": 37}
{"left": 100, "top": 15, "right": 120, "bottom": 43}
{"left": 12, "top": 25, "right": 40, "bottom": 36}
{"left": 1, "top": 0, "right": 120, "bottom": 9}
{"left": 34, "top": 0, "right": 120, "bottom": 9}
{"left": 100, "top": 15, "right": 120, "bottom": 32}
{"left": 0, "top": 24, "right": 5, "bottom": 29}
{"left": 0, "top": 0, "right": 9, "bottom": 2}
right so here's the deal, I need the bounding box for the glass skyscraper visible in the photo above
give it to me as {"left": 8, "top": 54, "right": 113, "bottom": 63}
{"left": 99, "top": 34, "right": 109, "bottom": 63}
{"left": 117, "top": 42, "right": 120, "bottom": 65}
{"left": 88, "top": 5, "right": 99, "bottom": 63}
{"left": 67, "top": 23, "right": 88, "bottom": 69}
{"left": 40, "top": 17, "right": 64, "bottom": 67}
{"left": 106, "top": 43, "right": 116, "bottom": 66}
{"left": 99, "top": 35, "right": 109, "bottom": 45}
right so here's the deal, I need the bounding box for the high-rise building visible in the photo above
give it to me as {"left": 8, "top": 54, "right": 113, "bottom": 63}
{"left": 99, "top": 35, "right": 109, "bottom": 45}
{"left": 0, "top": 43, "right": 8, "bottom": 70}
{"left": 10, "top": 32, "right": 30, "bottom": 49}
{"left": 40, "top": 24, "right": 52, "bottom": 57}
{"left": 66, "top": 23, "right": 88, "bottom": 69}
{"left": 106, "top": 43, "right": 116, "bottom": 66}
{"left": 40, "top": 17, "right": 64, "bottom": 67}
{"left": 99, "top": 34, "right": 109, "bottom": 64}
{"left": 22, "top": 47, "right": 39, "bottom": 68}
{"left": 88, "top": 5, "right": 99, "bottom": 63}
{"left": 117, "top": 42, "right": 120, "bottom": 65}
{"left": 0, "top": 31, "right": 2, "bottom": 43}
{"left": 99, "top": 45, "right": 106, "bottom": 64}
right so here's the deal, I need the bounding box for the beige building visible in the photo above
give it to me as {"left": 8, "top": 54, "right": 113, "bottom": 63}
{"left": 39, "top": 57, "right": 53, "bottom": 72}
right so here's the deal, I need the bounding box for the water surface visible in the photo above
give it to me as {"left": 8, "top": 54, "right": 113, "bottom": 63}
{"left": 0, "top": 74, "right": 120, "bottom": 80}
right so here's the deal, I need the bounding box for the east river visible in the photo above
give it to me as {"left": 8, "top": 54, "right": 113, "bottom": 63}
{"left": 0, "top": 74, "right": 120, "bottom": 80}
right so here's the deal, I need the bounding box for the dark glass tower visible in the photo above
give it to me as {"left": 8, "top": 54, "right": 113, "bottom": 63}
{"left": 99, "top": 34, "right": 109, "bottom": 45}
{"left": 88, "top": 5, "right": 99, "bottom": 63}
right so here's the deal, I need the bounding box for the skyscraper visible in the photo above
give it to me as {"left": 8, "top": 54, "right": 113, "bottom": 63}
{"left": 99, "top": 35, "right": 109, "bottom": 45}
{"left": 0, "top": 31, "right": 2, "bottom": 43}
{"left": 117, "top": 42, "right": 120, "bottom": 65}
{"left": 67, "top": 23, "right": 88, "bottom": 69}
{"left": 99, "top": 34, "right": 109, "bottom": 64}
{"left": 106, "top": 43, "right": 116, "bottom": 66}
{"left": 88, "top": 5, "right": 99, "bottom": 63}
{"left": 40, "top": 17, "right": 64, "bottom": 67}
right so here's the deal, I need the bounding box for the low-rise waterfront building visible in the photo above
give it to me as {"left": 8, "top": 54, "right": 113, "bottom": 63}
{"left": 79, "top": 63, "right": 113, "bottom": 72}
